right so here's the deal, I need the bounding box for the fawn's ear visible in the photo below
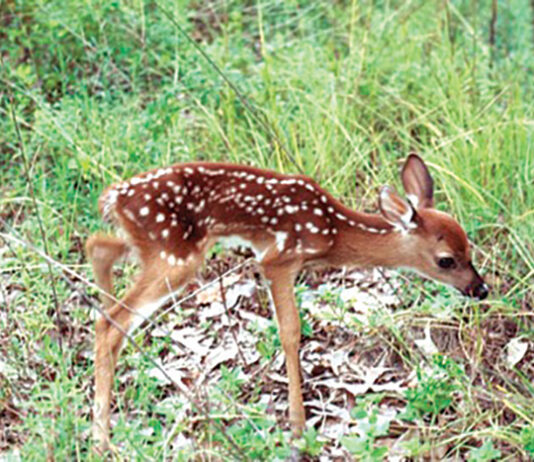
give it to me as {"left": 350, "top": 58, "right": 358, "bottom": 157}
{"left": 379, "top": 186, "right": 416, "bottom": 230}
{"left": 401, "top": 154, "right": 434, "bottom": 209}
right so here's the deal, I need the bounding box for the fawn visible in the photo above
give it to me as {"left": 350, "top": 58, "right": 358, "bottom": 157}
{"left": 86, "top": 154, "right": 487, "bottom": 451}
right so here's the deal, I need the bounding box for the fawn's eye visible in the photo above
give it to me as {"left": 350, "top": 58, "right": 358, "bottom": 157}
{"left": 437, "top": 257, "right": 456, "bottom": 269}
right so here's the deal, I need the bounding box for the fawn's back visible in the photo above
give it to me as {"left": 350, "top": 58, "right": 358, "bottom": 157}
{"left": 98, "top": 162, "right": 387, "bottom": 266}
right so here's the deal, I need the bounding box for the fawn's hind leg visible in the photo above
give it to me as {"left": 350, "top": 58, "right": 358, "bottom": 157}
{"left": 92, "top": 253, "right": 204, "bottom": 453}
{"left": 86, "top": 234, "right": 129, "bottom": 310}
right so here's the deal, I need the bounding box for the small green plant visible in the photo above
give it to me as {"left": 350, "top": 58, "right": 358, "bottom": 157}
{"left": 294, "top": 427, "right": 325, "bottom": 457}
{"left": 317, "top": 286, "right": 348, "bottom": 322}
{"left": 341, "top": 394, "right": 391, "bottom": 461}
{"left": 215, "top": 408, "right": 292, "bottom": 460}
{"left": 218, "top": 365, "right": 246, "bottom": 396}
{"left": 252, "top": 312, "right": 311, "bottom": 361}
{"left": 520, "top": 425, "right": 534, "bottom": 456}
{"left": 467, "top": 440, "right": 502, "bottom": 461}
{"left": 401, "top": 355, "right": 463, "bottom": 422}
{"left": 399, "top": 437, "right": 431, "bottom": 458}
{"left": 255, "top": 320, "right": 281, "bottom": 360}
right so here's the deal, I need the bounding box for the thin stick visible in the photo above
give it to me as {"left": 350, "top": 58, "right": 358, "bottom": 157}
{"left": 2, "top": 57, "right": 63, "bottom": 349}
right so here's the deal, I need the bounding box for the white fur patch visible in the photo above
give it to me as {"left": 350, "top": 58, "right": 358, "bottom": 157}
{"left": 406, "top": 193, "right": 419, "bottom": 209}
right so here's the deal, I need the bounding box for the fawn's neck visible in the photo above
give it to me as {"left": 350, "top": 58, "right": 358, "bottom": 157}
{"left": 325, "top": 207, "right": 413, "bottom": 269}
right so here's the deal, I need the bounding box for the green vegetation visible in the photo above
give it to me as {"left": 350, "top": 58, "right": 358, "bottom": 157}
{"left": 1, "top": 0, "right": 533, "bottom": 459}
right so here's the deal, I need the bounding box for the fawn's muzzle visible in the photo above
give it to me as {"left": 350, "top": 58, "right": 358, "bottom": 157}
{"left": 462, "top": 264, "right": 488, "bottom": 300}
{"left": 471, "top": 283, "right": 489, "bottom": 300}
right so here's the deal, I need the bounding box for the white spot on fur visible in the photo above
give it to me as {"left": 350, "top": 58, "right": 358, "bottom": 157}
{"left": 130, "top": 177, "right": 145, "bottom": 185}
{"left": 285, "top": 205, "right": 299, "bottom": 214}
{"left": 305, "top": 222, "right": 320, "bottom": 233}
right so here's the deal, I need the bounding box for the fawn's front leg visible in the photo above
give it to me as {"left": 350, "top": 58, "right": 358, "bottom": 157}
{"left": 264, "top": 262, "right": 305, "bottom": 436}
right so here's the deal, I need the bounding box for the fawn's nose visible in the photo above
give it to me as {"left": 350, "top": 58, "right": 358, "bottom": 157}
{"left": 472, "top": 283, "right": 489, "bottom": 300}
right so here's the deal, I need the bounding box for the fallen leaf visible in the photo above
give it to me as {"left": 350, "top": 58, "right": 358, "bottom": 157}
{"left": 414, "top": 323, "right": 439, "bottom": 356}
{"left": 505, "top": 337, "right": 529, "bottom": 367}
{"left": 239, "top": 310, "right": 271, "bottom": 329}
{"left": 195, "top": 274, "right": 241, "bottom": 304}
{"left": 198, "top": 301, "right": 225, "bottom": 320}
{"left": 204, "top": 341, "right": 238, "bottom": 372}
{"left": 170, "top": 327, "right": 213, "bottom": 357}
{"left": 147, "top": 363, "right": 187, "bottom": 386}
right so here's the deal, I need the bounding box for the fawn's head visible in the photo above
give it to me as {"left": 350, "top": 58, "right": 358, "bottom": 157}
{"left": 378, "top": 154, "right": 488, "bottom": 300}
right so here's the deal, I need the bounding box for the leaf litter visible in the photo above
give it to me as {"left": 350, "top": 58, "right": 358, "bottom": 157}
{"left": 1, "top": 246, "right": 533, "bottom": 459}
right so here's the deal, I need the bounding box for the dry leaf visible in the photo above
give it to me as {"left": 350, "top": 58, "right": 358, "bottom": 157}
{"left": 147, "top": 363, "right": 186, "bottom": 385}
{"left": 505, "top": 337, "right": 529, "bottom": 367}
{"left": 205, "top": 342, "right": 238, "bottom": 372}
{"left": 195, "top": 274, "right": 241, "bottom": 304}
{"left": 414, "top": 323, "right": 439, "bottom": 356}
{"left": 170, "top": 327, "right": 213, "bottom": 357}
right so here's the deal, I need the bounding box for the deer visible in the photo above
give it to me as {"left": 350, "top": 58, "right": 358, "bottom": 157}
{"left": 86, "top": 154, "right": 488, "bottom": 452}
